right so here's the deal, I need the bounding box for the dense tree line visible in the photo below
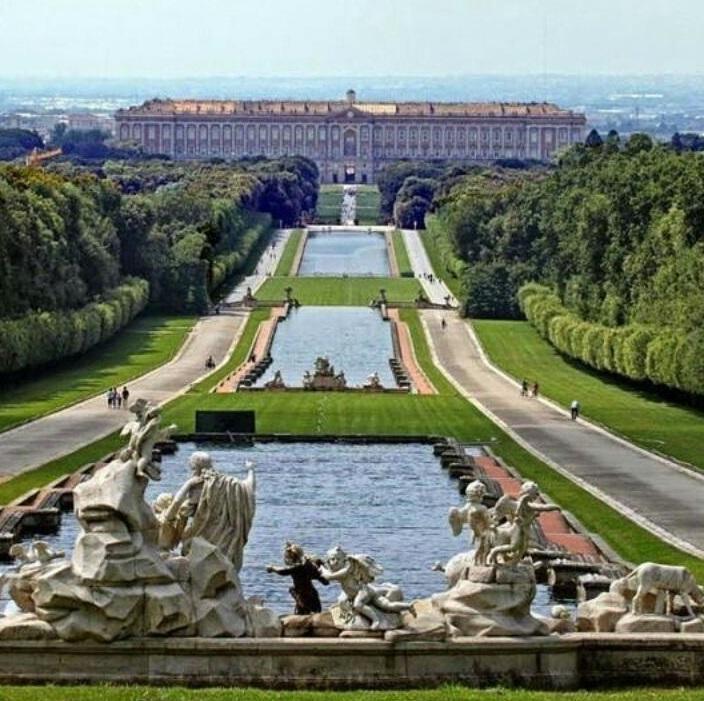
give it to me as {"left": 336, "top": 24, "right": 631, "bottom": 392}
{"left": 429, "top": 133, "right": 704, "bottom": 395}
{"left": 520, "top": 283, "right": 704, "bottom": 398}
{"left": 0, "top": 129, "right": 44, "bottom": 161}
{"left": 0, "top": 155, "right": 319, "bottom": 374}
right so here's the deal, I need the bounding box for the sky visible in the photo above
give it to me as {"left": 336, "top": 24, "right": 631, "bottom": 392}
{"left": 1, "top": 0, "right": 703, "bottom": 78}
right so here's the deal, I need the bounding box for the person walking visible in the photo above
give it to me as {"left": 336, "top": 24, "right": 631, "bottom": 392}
{"left": 121, "top": 386, "right": 130, "bottom": 407}
{"left": 106, "top": 388, "right": 113, "bottom": 409}
{"left": 441, "top": 317, "right": 447, "bottom": 331}
{"left": 570, "top": 399, "right": 580, "bottom": 421}
{"left": 521, "top": 379, "right": 528, "bottom": 397}
{"left": 532, "top": 382, "right": 540, "bottom": 399}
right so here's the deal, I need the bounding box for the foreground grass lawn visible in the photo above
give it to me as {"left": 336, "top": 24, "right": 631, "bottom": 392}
{"left": 257, "top": 277, "right": 421, "bottom": 305}
{"left": 392, "top": 229, "right": 413, "bottom": 276}
{"left": 0, "top": 315, "right": 195, "bottom": 434}
{"left": 473, "top": 320, "right": 704, "bottom": 471}
{"left": 274, "top": 229, "right": 304, "bottom": 276}
{"left": 0, "top": 686, "right": 702, "bottom": 701}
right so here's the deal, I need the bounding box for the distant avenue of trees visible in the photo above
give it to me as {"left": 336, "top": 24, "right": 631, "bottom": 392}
{"left": 388, "top": 130, "right": 704, "bottom": 397}
{"left": 0, "top": 155, "right": 319, "bottom": 376}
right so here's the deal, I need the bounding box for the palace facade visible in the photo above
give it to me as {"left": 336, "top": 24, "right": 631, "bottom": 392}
{"left": 115, "top": 90, "right": 586, "bottom": 183}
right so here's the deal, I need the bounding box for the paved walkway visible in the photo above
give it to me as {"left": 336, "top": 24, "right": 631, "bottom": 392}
{"left": 401, "top": 229, "right": 458, "bottom": 307}
{"left": 0, "top": 310, "right": 248, "bottom": 479}
{"left": 421, "top": 309, "right": 704, "bottom": 557}
{"left": 225, "top": 229, "right": 291, "bottom": 303}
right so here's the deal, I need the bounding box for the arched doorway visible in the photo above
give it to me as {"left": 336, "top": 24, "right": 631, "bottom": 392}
{"left": 344, "top": 163, "right": 356, "bottom": 183}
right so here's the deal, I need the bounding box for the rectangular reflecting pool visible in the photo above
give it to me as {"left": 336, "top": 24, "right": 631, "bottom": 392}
{"left": 299, "top": 230, "right": 389, "bottom": 276}
{"left": 257, "top": 306, "right": 396, "bottom": 388}
{"left": 0, "top": 442, "right": 565, "bottom": 616}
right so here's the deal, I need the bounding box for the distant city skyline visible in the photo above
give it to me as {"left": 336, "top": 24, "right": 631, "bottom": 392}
{"left": 1, "top": 0, "right": 703, "bottom": 79}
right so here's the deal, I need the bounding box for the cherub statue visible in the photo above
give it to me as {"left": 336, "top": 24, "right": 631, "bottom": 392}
{"left": 119, "top": 399, "right": 176, "bottom": 481}
{"left": 448, "top": 480, "right": 493, "bottom": 566}
{"left": 319, "top": 546, "right": 415, "bottom": 630}
{"left": 266, "top": 541, "right": 329, "bottom": 614}
{"left": 487, "top": 481, "right": 559, "bottom": 565}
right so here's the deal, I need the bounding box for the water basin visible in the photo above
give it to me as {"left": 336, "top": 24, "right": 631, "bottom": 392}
{"left": 257, "top": 306, "right": 396, "bottom": 388}
{"left": 0, "top": 442, "right": 572, "bottom": 617}
{"left": 299, "top": 230, "right": 389, "bottom": 276}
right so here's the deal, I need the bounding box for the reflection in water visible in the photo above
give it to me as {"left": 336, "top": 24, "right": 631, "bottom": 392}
{"left": 299, "top": 230, "right": 389, "bottom": 276}
{"left": 0, "top": 442, "right": 569, "bottom": 616}
{"left": 257, "top": 307, "right": 396, "bottom": 388}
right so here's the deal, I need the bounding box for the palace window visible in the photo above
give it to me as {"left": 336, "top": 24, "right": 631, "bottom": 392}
{"left": 343, "top": 128, "right": 357, "bottom": 157}
{"left": 398, "top": 126, "right": 406, "bottom": 142}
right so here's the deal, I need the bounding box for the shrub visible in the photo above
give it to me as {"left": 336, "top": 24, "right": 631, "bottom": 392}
{"left": 519, "top": 282, "right": 703, "bottom": 397}
{"left": 0, "top": 278, "right": 149, "bottom": 375}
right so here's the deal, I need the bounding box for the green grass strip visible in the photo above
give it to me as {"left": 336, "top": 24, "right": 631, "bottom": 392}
{"left": 257, "top": 277, "right": 421, "bottom": 306}
{"left": 0, "top": 315, "right": 196, "bottom": 434}
{"left": 274, "top": 230, "right": 304, "bottom": 276}
{"left": 0, "top": 685, "right": 701, "bottom": 700}
{"left": 473, "top": 320, "right": 704, "bottom": 472}
{"left": 391, "top": 230, "right": 413, "bottom": 276}
{"left": 422, "top": 216, "right": 464, "bottom": 299}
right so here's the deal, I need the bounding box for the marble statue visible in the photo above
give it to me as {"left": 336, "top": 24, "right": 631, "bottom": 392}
{"left": 448, "top": 480, "right": 493, "bottom": 566}
{"left": 487, "top": 481, "right": 559, "bottom": 565}
{"left": 303, "top": 357, "right": 347, "bottom": 390}
{"left": 264, "top": 370, "right": 286, "bottom": 389}
{"left": 266, "top": 542, "right": 329, "bottom": 615}
{"left": 610, "top": 563, "right": 704, "bottom": 617}
{"left": 319, "top": 546, "right": 415, "bottom": 631}
{"left": 363, "top": 372, "right": 383, "bottom": 390}
{"left": 0, "top": 401, "right": 278, "bottom": 642}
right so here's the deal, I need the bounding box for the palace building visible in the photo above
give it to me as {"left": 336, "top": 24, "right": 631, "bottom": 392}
{"left": 115, "top": 90, "right": 586, "bottom": 184}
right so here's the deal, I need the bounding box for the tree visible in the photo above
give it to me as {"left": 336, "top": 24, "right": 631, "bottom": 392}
{"left": 585, "top": 129, "right": 603, "bottom": 148}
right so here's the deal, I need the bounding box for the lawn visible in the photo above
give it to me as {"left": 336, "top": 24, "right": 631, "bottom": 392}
{"left": 473, "top": 320, "right": 704, "bottom": 471}
{"left": 0, "top": 686, "right": 701, "bottom": 701}
{"left": 0, "top": 315, "right": 195, "bottom": 434}
{"left": 257, "top": 277, "right": 421, "bottom": 305}
{"left": 391, "top": 229, "right": 413, "bottom": 276}
{"left": 422, "top": 215, "right": 465, "bottom": 299}
{"left": 274, "top": 229, "right": 304, "bottom": 276}
{"left": 355, "top": 184, "right": 381, "bottom": 224}
{"left": 315, "top": 184, "right": 343, "bottom": 223}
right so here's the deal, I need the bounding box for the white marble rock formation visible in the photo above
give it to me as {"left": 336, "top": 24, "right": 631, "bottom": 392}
{"left": 0, "top": 402, "right": 279, "bottom": 642}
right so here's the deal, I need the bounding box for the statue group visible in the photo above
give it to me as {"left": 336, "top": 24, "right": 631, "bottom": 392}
{"left": 1, "top": 401, "right": 701, "bottom": 641}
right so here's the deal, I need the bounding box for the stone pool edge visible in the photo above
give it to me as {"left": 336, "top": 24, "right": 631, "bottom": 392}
{"left": 0, "top": 634, "right": 703, "bottom": 689}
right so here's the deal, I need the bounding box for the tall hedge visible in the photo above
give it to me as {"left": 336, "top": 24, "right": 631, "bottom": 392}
{"left": 519, "top": 283, "right": 704, "bottom": 397}
{"left": 0, "top": 278, "right": 149, "bottom": 374}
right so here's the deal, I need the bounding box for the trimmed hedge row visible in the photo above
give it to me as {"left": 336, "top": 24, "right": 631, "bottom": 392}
{"left": 0, "top": 278, "right": 149, "bottom": 374}
{"left": 519, "top": 283, "right": 704, "bottom": 397}
{"left": 210, "top": 216, "right": 271, "bottom": 292}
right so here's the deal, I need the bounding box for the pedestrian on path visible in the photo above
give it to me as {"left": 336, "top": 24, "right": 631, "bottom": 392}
{"left": 441, "top": 318, "right": 447, "bottom": 330}
{"left": 532, "top": 382, "right": 540, "bottom": 398}
{"left": 106, "top": 389, "right": 113, "bottom": 408}
{"left": 570, "top": 399, "right": 580, "bottom": 421}
{"left": 521, "top": 379, "right": 528, "bottom": 397}
{"left": 122, "top": 386, "right": 130, "bottom": 407}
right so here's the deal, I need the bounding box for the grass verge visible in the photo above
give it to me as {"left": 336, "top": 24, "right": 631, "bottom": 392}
{"left": 257, "top": 277, "right": 421, "bottom": 306}
{"left": 274, "top": 230, "right": 304, "bottom": 276}
{"left": 0, "top": 686, "right": 701, "bottom": 700}
{"left": 0, "top": 315, "right": 196, "bottom": 434}
{"left": 473, "top": 320, "right": 704, "bottom": 471}
{"left": 422, "top": 215, "right": 464, "bottom": 299}
{"left": 391, "top": 230, "right": 413, "bottom": 276}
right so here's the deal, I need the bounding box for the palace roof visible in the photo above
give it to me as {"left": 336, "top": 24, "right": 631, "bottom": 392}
{"left": 116, "top": 97, "right": 582, "bottom": 120}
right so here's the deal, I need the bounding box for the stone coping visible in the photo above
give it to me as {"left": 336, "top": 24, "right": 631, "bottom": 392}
{"left": 1, "top": 634, "right": 703, "bottom": 689}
